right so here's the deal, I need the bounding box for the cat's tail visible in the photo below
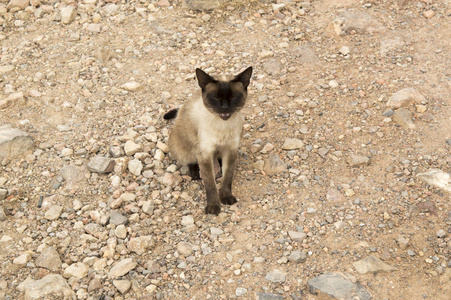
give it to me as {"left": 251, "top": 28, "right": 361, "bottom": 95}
{"left": 163, "top": 108, "right": 178, "bottom": 120}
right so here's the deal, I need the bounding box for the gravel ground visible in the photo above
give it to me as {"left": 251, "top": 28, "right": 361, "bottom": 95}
{"left": 1, "top": 0, "right": 451, "bottom": 299}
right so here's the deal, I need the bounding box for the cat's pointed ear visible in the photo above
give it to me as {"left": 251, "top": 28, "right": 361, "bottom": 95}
{"left": 196, "top": 68, "right": 216, "bottom": 90}
{"left": 233, "top": 67, "right": 253, "bottom": 89}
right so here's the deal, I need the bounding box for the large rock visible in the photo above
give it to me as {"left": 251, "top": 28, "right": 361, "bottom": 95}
{"left": 387, "top": 88, "right": 426, "bottom": 109}
{"left": 353, "top": 255, "right": 397, "bottom": 274}
{"left": 308, "top": 272, "right": 372, "bottom": 300}
{"left": 185, "top": 0, "right": 220, "bottom": 11}
{"left": 417, "top": 169, "right": 451, "bottom": 193}
{"left": 36, "top": 247, "right": 62, "bottom": 272}
{"left": 0, "top": 125, "right": 35, "bottom": 158}
{"left": 333, "top": 10, "right": 384, "bottom": 36}
{"left": 17, "top": 274, "right": 74, "bottom": 300}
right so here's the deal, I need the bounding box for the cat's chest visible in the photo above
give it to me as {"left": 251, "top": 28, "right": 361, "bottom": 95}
{"left": 198, "top": 116, "right": 242, "bottom": 151}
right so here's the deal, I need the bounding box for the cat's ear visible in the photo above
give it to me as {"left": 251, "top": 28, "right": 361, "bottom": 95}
{"left": 196, "top": 68, "right": 216, "bottom": 90}
{"left": 233, "top": 67, "right": 253, "bottom": 89}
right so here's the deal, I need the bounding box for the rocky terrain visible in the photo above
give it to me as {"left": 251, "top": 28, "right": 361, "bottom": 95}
{"left": 0, "top": 0, "right": 450, "bottom": 299}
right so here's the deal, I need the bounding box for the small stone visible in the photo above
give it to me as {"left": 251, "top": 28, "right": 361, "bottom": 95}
{"left": 7, "top": 0, "right": 29, "bottom": 11}
{"left": 63, "top": 262, "right": 89, "bottom": 279}
{"left": 236, "top": 287, "right": 247, "bottom": 297}
{"left": 392, "top": 108, "right": 416, "bottom": 129}
{"left": 127, "top": 236, "right": 154, "bottom": 255}
{"left": 0, "top": 189, "right": 7, "bottom": 201}
{"left": 108, "top": 258, "right": 137, "bottom": 279}
{"left": 60, "top": 148, "right": 73, "bottom": 157}
{"left": 288, "top": 231, "right": 306, "bottom": 243}
{"left": 61, "top": 6, "right": 77, "bottom": 24}
{"left": 265, "top": 269, "right": 286, "bottom": 283}
{"left": 339, "top": 46, "right": 350, "bottom": 55}
{"left": 387, "top": 88, "right": 426, "bottom": 109}
{"left": 60, "top": 165, "right": 86, "bottom": 189}
{"left": 423, "top": 9, "right": 434, "bottom": 19}
{"left": 260, "top": 143, "right": 274, "bottom": 154}
{"left": 308, "top": 272, "right": 372, "bottom": 300}
{"left": 0, "top": 206, "right": 6, "bottom": 221}
{"left": 45, "top": 205, "right": 63, "bottom": 220}
{"left": 36, "top": 247, "right": 62, "bottom": 272}
{"left": 202, "top": 14, "right": 211, "bottom": 22}
{"left": 416, "top": 169, "right": 451, "bottom": 192}
{"left": 328, "top": 80, "right": 339, "bottom": 88}
{"left": 396, "top": 235, "right": 410, "bottom": 250}
{"left": 288, "top": 250, "right": 307, "bottom": 263}
{"left": 156, "top": 141, "right": 169, "bottom": 153}
{"left": 0, "top": 125, "right": 35, "bottom": 159}
{"left": 13, "top": 253, "right": 32, "bottom": 265}
{"left": 181, "top": 215, "right": 194, "bottom": 226}
{"left": 185, "top": 0, "right": 220, "bottom": 11}
{"left": 113, "top": 280, "right": 131, "bottom": 294}
{"left": 177, "top": 242, "right": 194, "bottom": 256}
{"left": 120, "top": 82, "right": 143, "bottom": 92}
{"left": 416, "top": 104, "right": 427, "bottom": 113}
{"left": 115, "top": 224, "right": 127, "bottom": 239}
{"left": 87, "top": 156, "right": 115, "bottom": 174}
{"left": 281, "top": 138, "right": 304, "bottom": 150}
{"left": 257, "top": 293, "right": 284, "bottom": 300}
{"left": 263, "top": 154, "right": 287, "bottom": 175}
{"left": 348, "top": 154, "right": 370, "bottom": 167}
{"left": 353, "top": 255, "right": 397, "bottom": 274}
{"left": 128, "top": 159, "right": 143, "bottom": 176}
{"left": 109, "top": 210, "right": 128, "bottom": 226}
{"left": 0, "top": 65, "right": 14, "bottom": 75}
{"left": 407, "top": 249, "right": 416, "bottom": 256}
{"left": 437, "top": 229, "right": 447, "bottom": 238}
{"left": 17, "top": 275, "right": 74, "bottom": 299}
{"left": 382, "top": 109, "right": 394, "bottom": 117}
{"left": 263, "top": 60, "right": 282, "bottom": 75}
{"left": 124, "top": 140, "right": 142, "bottom": 156}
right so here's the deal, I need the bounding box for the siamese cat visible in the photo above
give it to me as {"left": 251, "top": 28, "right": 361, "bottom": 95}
{"left": 163, "top": 67, "right": 253, "bottom": 215}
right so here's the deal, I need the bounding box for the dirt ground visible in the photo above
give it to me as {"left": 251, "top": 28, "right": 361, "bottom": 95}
{"left": 1, "top": 0, "right": 451, "bottom": 299}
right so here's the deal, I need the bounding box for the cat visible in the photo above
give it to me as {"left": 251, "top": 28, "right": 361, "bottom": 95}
{"left": 163, "top": 67, "right": 253, "bottom": 215}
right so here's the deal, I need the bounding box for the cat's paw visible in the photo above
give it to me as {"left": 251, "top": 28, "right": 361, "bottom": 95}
{"left": 205, "top": 204, "right": 221, "bottom": 215}
{"left": 221, "top": 195, "right": 237, "bottom": 205}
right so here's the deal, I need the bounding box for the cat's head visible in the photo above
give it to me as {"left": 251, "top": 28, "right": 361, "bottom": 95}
{"left": 196, "top": 67, "right": 253, "bottom": 120}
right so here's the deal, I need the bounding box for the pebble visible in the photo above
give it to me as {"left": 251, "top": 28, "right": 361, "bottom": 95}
{"left": 348, "top": 154, "right": 370, "bottom": 167}
{"left": 0, "top": 206, "right": 6, "bottom": 221}
{"left": 120, "top": 82, "right": 143, "bottom": 92}
{"left": 436, "top": 229, "right": 447, "bottom": 238}
{"left": 36, "top": 247, "right": 62, "bottom": 272}
{"left": 113, "top": 279, "right": 131, "bottom": 294}
{"left": 87, "top": 156, "right": 115, "bottom": 174}
{"left": 257, "top": 293, "right": 284, "bottom": 300}
{"left": 265, "top": 269, "right": 286, "bottom": 283}
{"left": 181, "top": 215, "right": 194, "bottom": 226}
{"left": 13, "top": 253, "right": 32, "bottom": 266}
{"left": 45, "top": 205, "right": 63, "bottom": 220}
{"left": 288, "top": 231, "right": 307, "bottom": 243}
{"left": 308, "top": 272, "right": 372, "bottom": 300}
{"left": 127, "top": 236, "right": 154, "bottom": 255}
{"left": 236, "top": 287, "right": 247, "bottom": 297}
{"left": 263, "top": 154, "right": 287, "bottom": 175}
{"left": 387, "top": 88, "right": 426, "bottom": 109}
{"left": 416, "top": 169, "right": 451, "bottom": 192}
{"left": 17, "top": 275, "right": 74, "bottom": 299}
{"left": 108, "top": 258, "right": 137, "bottom": 279}
{"left": 281, "top": 138, "right": 304, "bottom": 150}
{"left": 353, "top": 255, "right": 397, "bottom": 274}
{"left": 396, "top": 235, "right": 410, "bottom": 250}
{"left": 177, "top": 242, "right": 194, "bottom": 256}
{"left": 128, "top": 159, "right": 143, "bottom": 176}
{"left": 0, "top": 65, "right": 14, "bottom": 75}
{"left": 0, "top": 125, "right": 35, "bottom": 159}
{"left": 339, "top": 46, "right": 350, "bottom": 55}
{"left": 110, "top": 210, "right": 128, "bottom": 226}
{"left": 61, "top": 6, "right": 77, "bottom": 24}
{"left": 63, "top": 262, "right": 89, "bottom": 279}
{"left": 124, "top": 140, "right": 143, "bottom": 156}
{"left": 288, "top": 250, "right": 307, "bottom": 263}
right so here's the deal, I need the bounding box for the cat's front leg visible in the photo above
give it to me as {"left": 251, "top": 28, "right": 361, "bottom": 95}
{"left": 198, "top": 158, "right": 221, "bottom": 215}
{"left": 219, "top": 149, "right": 238, "bottom": 205}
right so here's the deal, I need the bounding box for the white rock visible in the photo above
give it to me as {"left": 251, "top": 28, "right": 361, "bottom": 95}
{"left": 120, "top": 82, "right": 143, "bottom": 92}
{"left": 417, "top": 169, "right": 451, "bottom": 192}
{"left": 61, "top": 6, "right": 77, "bottom": 24}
